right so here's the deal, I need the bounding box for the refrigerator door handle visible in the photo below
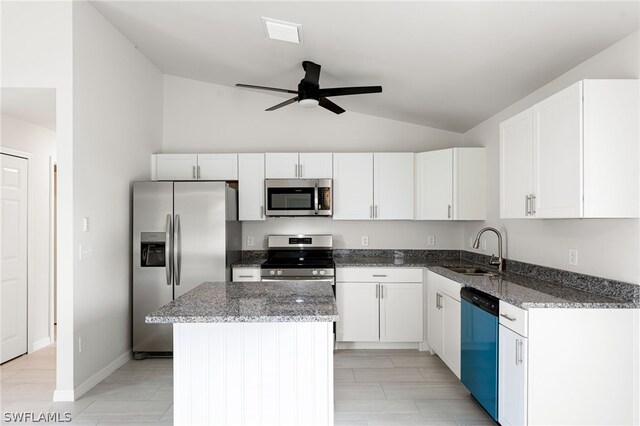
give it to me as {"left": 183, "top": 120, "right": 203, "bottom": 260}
{"left": 165, "top": 214, "right": 173, "bottom": 286}
{"left": 174, "top": 214, "right": 182, "bottom": 285}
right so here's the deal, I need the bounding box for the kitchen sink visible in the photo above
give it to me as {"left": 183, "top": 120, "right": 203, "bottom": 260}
{"left": 443, "top": 266, "right": 500, "bottom": 277}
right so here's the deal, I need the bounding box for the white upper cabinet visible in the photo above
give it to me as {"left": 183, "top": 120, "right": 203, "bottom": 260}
{"left": 265, "top": 153, "right": 332, "bottom": 179}
{"left": 415, "top": 148, "right": 485, "bottom": 220}
{"left": 265, "top": 153, "right": 299, "bottom": 178}
{"left": 197, "top": 154, "right": 238, "bottom": 180}
{"left": 334, "top": 153, "right": 414, "bottom": 220}
{"left": 238, "top": 154, "right": 265, "bottom": 221}
{"left": 333, "top": 153, "right": 374, "bottom": 220}
{"left": 153, "top": 153, "right": 237, "bottom": 181}
{"left": 298, "top": 153, "right": 333, "bottom": 178}
{"left": 154, "top": 154, "right": 198, "bottom": 181}
{"left": 374, "top": 153, "right": 414, "bottom": 220}
{"left": 500, "top": 79, "right": 639, "bottom": 219}
{"left": 500, "top": 110, "right": 534, "bottom": 219}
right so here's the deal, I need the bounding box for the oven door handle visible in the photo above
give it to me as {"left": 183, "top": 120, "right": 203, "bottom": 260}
{"left": 261, "top": 277, "right": 335, "bottom": 284}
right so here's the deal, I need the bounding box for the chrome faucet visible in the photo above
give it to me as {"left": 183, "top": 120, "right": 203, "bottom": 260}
{"left": 473, "top": 227, "right": 504, "bottom": 272}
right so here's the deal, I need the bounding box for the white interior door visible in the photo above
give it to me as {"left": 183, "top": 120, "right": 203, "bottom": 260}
{"left": 1, "top": 154, "right": 28, "bottom": 363}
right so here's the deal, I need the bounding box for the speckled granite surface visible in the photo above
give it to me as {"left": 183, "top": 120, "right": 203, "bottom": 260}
{"left": 428, "top": 266, "right": 638, "bottom": 309}
{"left": 333, "top": 249, "right": 459, "bottom": 267}
{"left": 146, "top": 281, "right": 339, "bottom": 323}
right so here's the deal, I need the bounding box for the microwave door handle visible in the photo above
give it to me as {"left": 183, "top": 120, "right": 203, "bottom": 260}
{"left": 314, "top": 181, "right": 319, "bottom": 215}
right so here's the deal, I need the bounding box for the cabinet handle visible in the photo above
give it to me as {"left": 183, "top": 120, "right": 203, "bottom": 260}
{"left": 380, "top": 284, "right": 384, "bottom": 299}
{"left": 375, "top": 205, "right": 378, "bottom": 218}
{"left": 376, "top": 284, "right": 379, "bottom": 299}
{"left": 370, "top": 205, "right": 373, "bottom": 219}
{"left": 516, "top": 339, "right": 524, "bottom": 365}
{"left": 525, "top": 195, "right": 530, "bottom": 216}
{"left": 531, "top": 194, "right": 536, "bottom": 214}
{"left": 515, "top": 339, "right": 519, "bottom": 365}
{"left": 436, "top": 292, "right": 441, "bottom": 309}
{"left": 261, "top": 206, "right": 264, "bottom": 219}
{"left": 500, "top": 313, "right": 516, "bottom": 322}
{"left": 447, "top": 204, "right": 452, "bottom": 219}
{"left": 294, "top": 163, "right": 298, "bottom": 177}
{"left": 372, "top": 274, "right": 387, "bottom": 277}
{"left": 197, "top": 165, "right": 201, "bottom": 179}
{"left": 238, "top": 275, "right": 253, "bottom": 278}
{"left": 192, "top": 166, "right": 196, "bottom": 179}
{"left": 299, "top": 164, "right": 303, "bottom": 177}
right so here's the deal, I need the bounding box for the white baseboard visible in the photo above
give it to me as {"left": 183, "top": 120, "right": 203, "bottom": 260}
{"left": 335, "top": 342, "right": 420, "bottom": 350}
{"left": 31, "top": 337, "right": 52, "bottom": 352}
{"left": 72, "top": 349, "right": 132, "bottom": 400}
{"left": 53, "top": 389, "right": 75, "bottom": 402}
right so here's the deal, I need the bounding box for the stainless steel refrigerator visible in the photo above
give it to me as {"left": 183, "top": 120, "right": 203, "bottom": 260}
{"left": 132, "top": 181, "right": 241, "bottom": 358}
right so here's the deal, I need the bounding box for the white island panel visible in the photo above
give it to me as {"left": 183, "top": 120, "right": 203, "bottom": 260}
{"left": 174, "top": 322, "right": 334, "bottom": 426}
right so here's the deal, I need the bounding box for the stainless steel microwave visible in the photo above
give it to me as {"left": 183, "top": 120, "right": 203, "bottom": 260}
{"left": 265, "top": 179, "right": 332, "bottom": 217}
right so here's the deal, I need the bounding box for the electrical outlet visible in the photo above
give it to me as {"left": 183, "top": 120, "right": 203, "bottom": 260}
{"left": 569, "top": 248, "right": 578, "bottom": 266}
{"left": 427, "top": 235, "right": 436, "bottom": 246}
{"left": 83, "top": 217, "right": 90, "bottom": 232}
{"left": 78, "top": 337, "right": 83, "bottom": 353}
{"left": 481, "top": 238, "right": 487, "bottom": 250}
{"left": 247, "top": 236, "right": 254, "bottom": 247}
{"left": 361, "top": 236, "right": 369, "bottom": 246}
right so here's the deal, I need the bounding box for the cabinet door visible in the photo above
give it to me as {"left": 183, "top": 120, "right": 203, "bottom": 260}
{"left": 333, "top": 153, "right": 374, "bottom": 220}
{"left": 441, "top": 292, "right": 461, "bottom": 378}
{"left": 336, "top": 282, "right": 379, "bottom": 342}
{"left": 156, "top": 154, "right": 198, "bottom": 181}
{"left": 299, "top": 153, "right": 332, "bottom": 178}
{"left": 265, "top": 153, "right": 299, "bottom": 178}
{"left": 374, "top": 153, "right": 414, "bottom": 220}
{"left": 238, "top": 154, "right": 265, "bottom": 221}
{"left": 533, "top": 82, "right": 582, "bottom": 218}
{"left": 197, "top": 154, "right": 238, "bottom": 180}
{"left": 427, "top": 283, "right": 443, "bottom": 355}
{"left": 379, "top": 283, "right": 423, "bottom": 342}
{"left": 500, "top": 110, "right": 534, "bottom": 218}
{"left": 499, "top": 325, "right": 528, "bottom": 426}
{"left": 422, "top": 149, "right": 453, "bottom": 220}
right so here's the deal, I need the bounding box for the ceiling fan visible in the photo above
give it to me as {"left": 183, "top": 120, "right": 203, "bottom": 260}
{"left": 236, "top": 61, "right": 382, "bottom": 115}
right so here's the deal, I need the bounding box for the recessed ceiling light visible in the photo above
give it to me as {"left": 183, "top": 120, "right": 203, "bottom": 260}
{"left": 262, "top": 17, "right": 303, "bottom": 44}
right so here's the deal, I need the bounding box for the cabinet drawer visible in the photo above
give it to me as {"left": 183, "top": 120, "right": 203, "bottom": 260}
{"left": 499, "top": 301, "right": 528, "bottom": 337}
{"left": 232, "top": 267, "right": 261, "bottom": 282}
{"left": 336, "top": 267, "right": 423, "bottom": 283}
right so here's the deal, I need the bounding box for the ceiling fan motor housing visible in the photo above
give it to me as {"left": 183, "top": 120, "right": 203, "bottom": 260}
{"left": 298, "top": 80, "right": 319, "bottom": 101}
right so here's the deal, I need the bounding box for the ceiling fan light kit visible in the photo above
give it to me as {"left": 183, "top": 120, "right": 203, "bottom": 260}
{"left": 236, "top": 61, "right": 382, "bottom": 115}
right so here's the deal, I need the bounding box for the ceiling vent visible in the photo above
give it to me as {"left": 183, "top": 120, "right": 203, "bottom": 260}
{"left": 262, "top": 17, "right": 303, "bottom": 44}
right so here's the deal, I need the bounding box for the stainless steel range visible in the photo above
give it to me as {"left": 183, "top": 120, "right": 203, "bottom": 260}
{"left": 260, "top": 234, "right": 335, "bottom": 287}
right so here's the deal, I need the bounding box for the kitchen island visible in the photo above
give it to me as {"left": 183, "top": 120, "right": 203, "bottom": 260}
{"left": 147, "top": 281, "right": 339, "bottom": 426}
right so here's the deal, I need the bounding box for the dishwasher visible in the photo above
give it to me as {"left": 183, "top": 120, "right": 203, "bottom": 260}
{"left": 460, "top": 287, "right": 499, "bottom": 422}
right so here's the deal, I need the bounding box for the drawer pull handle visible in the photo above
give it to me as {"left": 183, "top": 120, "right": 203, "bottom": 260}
{"left": 372, "top": 274, "right": 387, "bottom": 277}
{"left": 238, "top": 275, "right": 253, "bottom": 278}
{"left": 500, "top": 313, "right": 516, "bottom": 321}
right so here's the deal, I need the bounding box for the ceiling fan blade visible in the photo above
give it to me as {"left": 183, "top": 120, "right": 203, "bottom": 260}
{"left": 236, "top": 84, "right": 297, "bottom": 94}
{"left": 266, "top": 97, "right": 299, "bottom": 111}
{"left": 319, "top": 97, "right": 345, "bottom": 115}
{"left": 319, "top": 86, "right": 383, "bottom": 97}
{"left": 302, "top": 61, "right": 321, "bottom": 86}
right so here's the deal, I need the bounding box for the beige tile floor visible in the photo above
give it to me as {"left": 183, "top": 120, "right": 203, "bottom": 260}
{"left": 1, "top": 344, "right": 494, "bottom": 425}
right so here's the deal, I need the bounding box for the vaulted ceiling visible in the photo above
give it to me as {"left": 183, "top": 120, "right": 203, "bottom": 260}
{"left": 92, "top": 1, "right": 639, "bottom": 132}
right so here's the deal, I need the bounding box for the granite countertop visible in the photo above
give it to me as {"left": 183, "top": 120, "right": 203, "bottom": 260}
{"left": 427, "top": 266, "right": 637, "bottom": 309}
{"left": 146, "top": 281, "right": 339, "bottom": 324}
{"left": 334, "top": 255, "right": 638, "bottom": 309}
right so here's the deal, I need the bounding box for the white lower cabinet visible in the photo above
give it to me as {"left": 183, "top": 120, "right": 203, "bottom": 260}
{"left": 336, "top": 268, "right": 423, "bottom": 343}
{"left": 499, "top": 324, "right": 528, "bottom": 426}
{"left": 231, "top": 266, "right": 261, "bottom": 282}
{"left": 336, "top": 282, "right": 380, "bottom": 342}
{"left": 426, "top": 270, "right": 462, "bottom": 378}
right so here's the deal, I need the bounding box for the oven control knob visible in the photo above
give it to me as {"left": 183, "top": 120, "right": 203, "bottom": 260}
{"left": 319, "top": 270, "right": 326, "bottom": 276}
{"left": 312, "top": 270, "right": 318, "bottom": 275}
{"left": 277, "top": 270, "right": 283, "bottom": 276}
{"left": 269, "top": 270, "right": 275, "bottom": 276}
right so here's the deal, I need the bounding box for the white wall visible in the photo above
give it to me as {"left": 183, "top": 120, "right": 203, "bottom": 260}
{"left": 463, "top": 31, "right": 640, "bottom": 284}
{"left": 1, "top": 114, "right": 56, "bottom": 351}
{"left": 72, "top": 1, "right": 163, "bottom": 392}
{"left": 1, "top": 0, "right": 75, "bottom": 400}
{"left": 162, "top": 75, "right": 466, "bottom": 249}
